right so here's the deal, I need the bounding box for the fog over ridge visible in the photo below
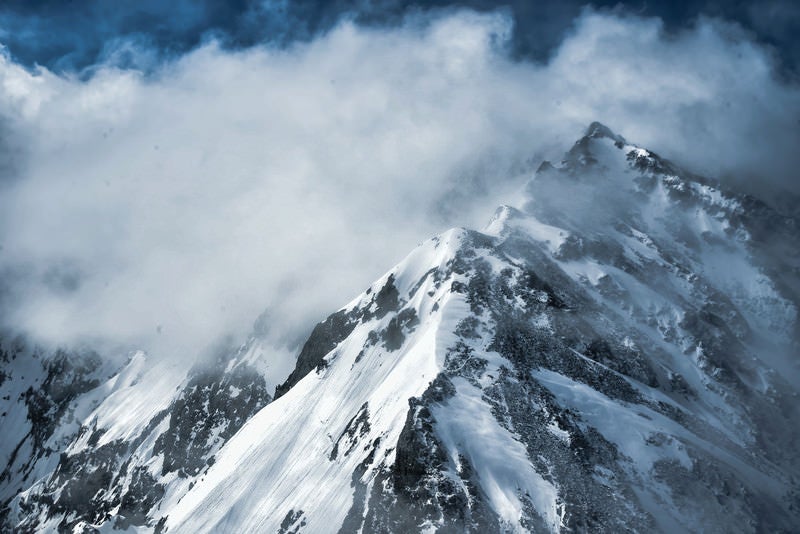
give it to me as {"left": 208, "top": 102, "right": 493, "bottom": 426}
{"left": 0, "top": 8, "right": 798, "bottom": 367}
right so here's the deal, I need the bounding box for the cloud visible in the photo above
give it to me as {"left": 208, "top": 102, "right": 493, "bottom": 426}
{"left": 0, "top": 8, "right": 797, "bottom": 366}
{"left": 546, "top": 12, "right": 800, "bottom": 201}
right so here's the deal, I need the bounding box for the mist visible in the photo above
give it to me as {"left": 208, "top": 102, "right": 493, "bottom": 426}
{"left": 0, "top": 8, "right": 798, "bottom": 367}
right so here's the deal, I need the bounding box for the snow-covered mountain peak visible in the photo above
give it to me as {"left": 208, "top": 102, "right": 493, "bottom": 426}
{"left": 535, "top": 122, "right": 686, "bottom": 186}
{"left": 157, "top": 122, "right": 799, "bottom": 530}
{"left": 2, "top": 125, "right": 799, "bottom": 533}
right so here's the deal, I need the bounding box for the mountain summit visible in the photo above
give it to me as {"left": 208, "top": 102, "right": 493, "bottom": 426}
{"left": 2, "top": 124, "right": 799, "bottom": 533}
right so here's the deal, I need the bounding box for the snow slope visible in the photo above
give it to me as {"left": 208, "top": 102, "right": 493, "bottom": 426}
{"left": 3, "top": 122, "right": 799, "bottom": 533}
{"left": 165, "top": 124, "right": 800, "bottom": 533}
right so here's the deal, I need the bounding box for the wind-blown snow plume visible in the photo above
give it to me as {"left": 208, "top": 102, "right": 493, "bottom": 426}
{"left": 0, "top": 9, "right": 797, "bottom": 365}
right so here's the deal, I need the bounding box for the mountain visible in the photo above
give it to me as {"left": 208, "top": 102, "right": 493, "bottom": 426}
{"left": 2, "top": 123, "right": 799, "bottom": 533}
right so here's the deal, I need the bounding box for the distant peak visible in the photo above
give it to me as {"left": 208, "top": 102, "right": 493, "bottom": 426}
{"left": 585, "top": 121, "right": 626, "bottom": 145}
{"left": 484, "top": 204, "right": 524, "bottom": 236}
{"left": 536, "top": 160, "right": 556, "bottom": 174}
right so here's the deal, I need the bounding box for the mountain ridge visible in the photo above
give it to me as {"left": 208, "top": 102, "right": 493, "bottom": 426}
{"left": 2, "top": 123, "right": 799, "bottom": 533}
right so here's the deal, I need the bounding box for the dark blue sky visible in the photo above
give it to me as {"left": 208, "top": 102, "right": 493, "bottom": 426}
{"left": 1, "top": 1, "right": 798, "bottom": 74}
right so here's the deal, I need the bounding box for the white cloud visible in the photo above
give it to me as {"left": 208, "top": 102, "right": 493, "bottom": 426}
{"left": 0, "top": 9, "right": 796, "bottom": 366}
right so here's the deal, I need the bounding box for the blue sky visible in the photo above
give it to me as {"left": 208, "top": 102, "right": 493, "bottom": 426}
{"left": 1, "top": 1, "right": 798, "bottom": 74}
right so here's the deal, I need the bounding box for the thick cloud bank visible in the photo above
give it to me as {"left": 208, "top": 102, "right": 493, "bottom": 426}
{"left": 0, "top": 9, "right": 798, "bottom": 363}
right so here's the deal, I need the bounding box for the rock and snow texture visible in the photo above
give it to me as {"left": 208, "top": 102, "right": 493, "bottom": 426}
{"left": 2, "top": 123, "right": 799, "bottom": 532}
{"left": 0, "top": 338, "right": 273, "bottom": 532}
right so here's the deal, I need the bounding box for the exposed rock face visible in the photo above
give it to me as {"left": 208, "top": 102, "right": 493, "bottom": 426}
{"left": 1, "top": 340, "right": 270, "bottom": 532}
{"left": 2, "top": 124, "right": 799, "bottom": 532}
{"left": 155, "top": 355, "right": 271, "bottom": 478}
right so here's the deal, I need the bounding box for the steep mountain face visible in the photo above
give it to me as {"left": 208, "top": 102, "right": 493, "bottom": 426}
{"left": 2, "top": 123, "right": 799, "bottom": 533}
{"left": 0, "top": 336, "right": 276, "bottom": 532}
